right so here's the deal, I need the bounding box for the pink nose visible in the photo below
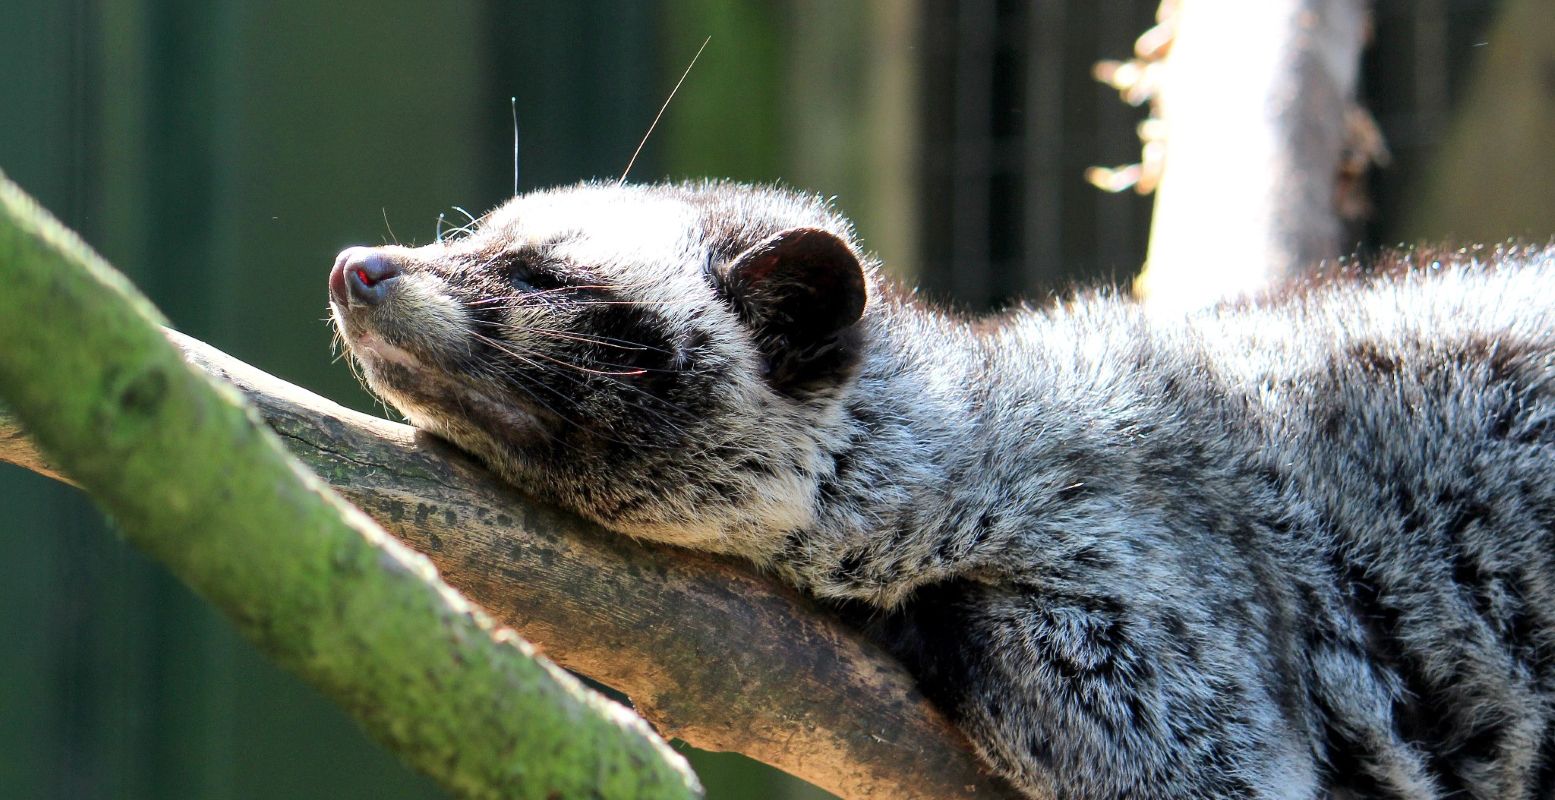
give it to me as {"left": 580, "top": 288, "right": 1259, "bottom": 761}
{"left": 330, "top": 247, "right": 403, "bottom": 307}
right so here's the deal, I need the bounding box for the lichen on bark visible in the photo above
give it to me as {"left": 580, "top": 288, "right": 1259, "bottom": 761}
{"left": 0, "top": 169, "right": 702, "bottom": 800}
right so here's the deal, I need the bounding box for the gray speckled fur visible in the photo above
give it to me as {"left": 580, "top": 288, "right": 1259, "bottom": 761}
{"left": 333, "top": 181, "right": 1555, "bottom": 799}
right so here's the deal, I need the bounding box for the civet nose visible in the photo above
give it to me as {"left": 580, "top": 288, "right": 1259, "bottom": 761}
{"left": 330, "top": 247, "right": 403, "bottom": 307}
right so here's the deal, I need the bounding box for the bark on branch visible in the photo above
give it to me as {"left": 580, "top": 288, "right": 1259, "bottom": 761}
{"left": 0, "top": 171, "right": 702, "bottom": 800}
{"left": 0, "top": 178, "right": 1014, "bottom": 798}
{"left": 1115, "top": 0, "right": 1372, "bottom": 310}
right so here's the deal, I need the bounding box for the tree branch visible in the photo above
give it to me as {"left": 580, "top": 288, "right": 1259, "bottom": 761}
{"left": 0, "top": 170, "right": 705, "bottom": 800}
{"left": 0, "top": 209, "right": 1014, "bottom": 796}
{"left": 1110, "top": 0, "right": 1372, "bottom": 310}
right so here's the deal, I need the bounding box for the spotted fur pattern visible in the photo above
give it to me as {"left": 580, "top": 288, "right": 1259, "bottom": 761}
{"left": 331, "top": 180, "right": 1555, "bottom": 799}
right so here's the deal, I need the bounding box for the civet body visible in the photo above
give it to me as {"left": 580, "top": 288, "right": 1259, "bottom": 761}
{"left": 330, "top": 181, "right": 1555, "bottom": 799}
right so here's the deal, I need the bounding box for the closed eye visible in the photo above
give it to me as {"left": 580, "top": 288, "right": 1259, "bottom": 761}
{"left": 508, "top": 255, "right": 564, "bottom": 292}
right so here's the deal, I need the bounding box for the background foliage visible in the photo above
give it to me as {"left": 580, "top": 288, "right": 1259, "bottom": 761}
{"left": 2, "top": 1, "right": 1550, "bottom": 797}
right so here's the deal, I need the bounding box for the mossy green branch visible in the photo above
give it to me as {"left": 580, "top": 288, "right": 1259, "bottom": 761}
{"left": 0, "top": 331, "right": 1018, "bottom": 800}
{"left": 0, "top": 170, "right": 701, "bottom": 799}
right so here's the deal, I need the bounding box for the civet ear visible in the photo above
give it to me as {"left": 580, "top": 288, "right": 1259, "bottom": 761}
{"left": 721, "top": 227, "right": 866, "bottom": 340}
{"left": 717, "top": 227, "right": 868, "bottom": 392}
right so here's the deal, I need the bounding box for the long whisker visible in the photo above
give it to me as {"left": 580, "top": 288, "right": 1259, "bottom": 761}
{"left": 464, "top": 276, "right": 695, "bottom": 312}
{"left": 463, "top": 356, "right": 575, "bottom": 445}
{"left": 382, "top": 208, "right": 400, "bottom": 245}
{"left": 465, "top": 278, "right": 704, "bottom": 305}
{"left": 471, "top": 332, "right": 691, "bottom": 415}
{"left": 492, "top": 344, "right": 773, "bottom": 460}
{"left": 519, "top": 95, "right": 525, "bottom": 196}
{"left": 620, "top": 36, "right": 710, "bottom": 186}
{"left": 467, "top": 335, "right": 695, "bottom": 449}
{"left": 481, "top": 334, "right": 647, "bottom": 377}
{"left": 555, "top": 298, "right": 707, "bottom": 308}
{"left": 471, "top": 297, "right": 708, "bottom": 311}
{"left": 516, "top": 325, "right": 670, "bottom": 354}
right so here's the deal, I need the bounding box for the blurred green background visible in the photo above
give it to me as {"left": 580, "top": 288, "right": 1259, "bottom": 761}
{"left": 1, "top": 1, "right": 1550, "bottom": 798}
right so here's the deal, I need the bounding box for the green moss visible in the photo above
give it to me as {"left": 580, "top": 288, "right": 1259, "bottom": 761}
{"left": 0, "top": 170, "right": 701, "bottom": 800}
